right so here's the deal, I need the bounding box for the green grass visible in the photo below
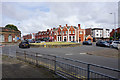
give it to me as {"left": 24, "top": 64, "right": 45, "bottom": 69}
{"left": 30, "top": 42, "right": 79, "bottom": 45}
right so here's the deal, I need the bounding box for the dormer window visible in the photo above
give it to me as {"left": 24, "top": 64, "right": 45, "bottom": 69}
{"left": 66, "top": 31, "right": 68, "bottom": 34}
{"left": 70, "top": 31, "right": 71, "bottom": 34}
{"left": 73, "top": 31, "right": 74, "bottom": 34}
{"left": 80, "top": 31, "right": 82, "bottom": 34}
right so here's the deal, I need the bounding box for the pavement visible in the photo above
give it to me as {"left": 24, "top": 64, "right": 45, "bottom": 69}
{"left": 2, "top": 55, "right": 56, "bottom": 78}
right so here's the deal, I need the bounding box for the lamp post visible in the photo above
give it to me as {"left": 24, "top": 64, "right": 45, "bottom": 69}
{"left": 110, "top": 12, "right": 117, "bottom": 40}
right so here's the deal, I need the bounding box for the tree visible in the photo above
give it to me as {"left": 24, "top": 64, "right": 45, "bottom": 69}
{"left": 110, "top": 37, "right": 113, "bottom": 40}
{"left": 5, "top": 24, "right": 18, "bottom": 31}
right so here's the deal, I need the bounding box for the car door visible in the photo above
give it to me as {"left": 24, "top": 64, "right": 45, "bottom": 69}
{"left": 113, "top": 42, "right": 118, "bottom": 48}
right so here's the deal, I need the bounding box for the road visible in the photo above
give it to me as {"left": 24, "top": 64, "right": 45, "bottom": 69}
{"left": 2, "top": 44, "right": 118, "bottom": 68}
{"left": 1, "top": 44, "right": 119, "bottom": 78}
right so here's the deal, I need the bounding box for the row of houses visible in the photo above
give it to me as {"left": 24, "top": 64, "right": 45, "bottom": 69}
{"left": 23, "top": 24, "right": 116, "bottom": 42}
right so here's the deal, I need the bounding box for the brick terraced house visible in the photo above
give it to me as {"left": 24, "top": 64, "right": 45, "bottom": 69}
{"left": 0, "top": 27, "right": 21, "bottom": 43}
{"left": 34, "top": 24, "right": 85, "bottom": 43}
{"left": 110, "top": 27, "right": 120, "bottom": 40}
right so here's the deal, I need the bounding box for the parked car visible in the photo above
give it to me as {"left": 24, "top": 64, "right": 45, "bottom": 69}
{"left": 96, "top": 40, "right": 110, "bottom": 47}
{"left": 41, "top": 41, "right": 45, "bottom": 43}
{"left": 83, "top": 41, "right": 92, "bottom": 45}
{"left": 29, "top": 40, "right": 35, "bottom": 43}
{"left": 106, "top": 40, "right": 113, "bottom": 44}
{"left": 19, "top": 40, "right": 30, "bottom": 48}
{"left": 110, "top": 41, "right": 120, "bottom": 49}
{"left": 35, "top": 40, "right": 41, "bottom": 43}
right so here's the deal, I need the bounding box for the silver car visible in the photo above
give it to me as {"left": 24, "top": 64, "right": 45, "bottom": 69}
{"left": 110, "top": 41, "right": 120, "bottom": 49}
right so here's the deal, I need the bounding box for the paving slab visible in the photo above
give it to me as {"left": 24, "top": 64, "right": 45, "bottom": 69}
{"left": 2, "top": 55, "right": 56, "bottom": 78}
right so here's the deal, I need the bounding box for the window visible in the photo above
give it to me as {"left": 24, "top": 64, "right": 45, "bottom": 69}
{"left": 69, "top": 36, "right": 71, "bottom": 41}
{"left": 60, "top": 36, "right": 62, "bottom": 41}
{"left": 96, "top": 34, "right": 98, "bottom": 36}
{"left": 15, "top": 36, "right": 17, "bottom": 42}
{"left": 73, "top": 31, "right": 74, "bottom": 34}
{"left": 8, "top": 35, "right": 12, "bottom": 42}
{"left": 70, "top": 31, "right": 71, "bottom": 34}
{"left": 80, "top": 31, "right": 82, "bottom": 34}
{"left": 100, "top": 34, "right": 102, "bottom": 37}
{"left": 0, "top": 34, "right": 4, "bottom": 42}
{"left": 66, "top": 31, "right": 67, "bottom": 34}
{"left": 96, "top": 30, "right": 98, "bottom": 32}
{"left": 63, "top": 31, "right": 64, "bottom": 35}
{"left": 73, "top": 36, "right": 74, "bottom": 41}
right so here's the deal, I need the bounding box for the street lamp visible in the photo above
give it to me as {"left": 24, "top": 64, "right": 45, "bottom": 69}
{"left": 110, "top": 12, "right": 117, "bottom": 40}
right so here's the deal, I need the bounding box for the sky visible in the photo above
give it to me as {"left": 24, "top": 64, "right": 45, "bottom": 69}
{"left": 1, "top": 1, "right": 119, "bottom": 35}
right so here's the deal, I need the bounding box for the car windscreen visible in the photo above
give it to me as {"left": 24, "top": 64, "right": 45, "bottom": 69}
{"left": 114, "top": 42, "right": 120, "bottom": 44}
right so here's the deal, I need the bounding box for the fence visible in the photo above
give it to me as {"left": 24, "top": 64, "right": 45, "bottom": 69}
{"left": 16, "top": 50, "right": 120, "bottom": 80}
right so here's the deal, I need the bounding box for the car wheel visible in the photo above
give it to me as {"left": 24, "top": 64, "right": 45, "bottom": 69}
{"left": 28, "top": 46, "right": 30, "bottom": 48}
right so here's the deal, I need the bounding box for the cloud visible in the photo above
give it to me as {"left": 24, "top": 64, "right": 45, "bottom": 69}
{"left": 2, "top": 2, "right": 118, "bottom": 36}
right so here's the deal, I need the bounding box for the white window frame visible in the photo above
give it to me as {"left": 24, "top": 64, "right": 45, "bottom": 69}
{"left": 70, "top": 31, "right": 71, "bottom": 34}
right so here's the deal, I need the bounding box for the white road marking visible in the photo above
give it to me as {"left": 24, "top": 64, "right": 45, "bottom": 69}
{"left": 80, "top": 53, "right": 86, "bottom": 54}
{"left": 65, "top": 53, "right": 73, "bottom": 55}
{"left": 38, "top": 54, "right": 43, "bottom": 56}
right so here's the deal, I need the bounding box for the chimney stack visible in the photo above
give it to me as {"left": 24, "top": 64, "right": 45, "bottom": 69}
{"left": 66, "top": 24, "right": 68, "bottom": 27}
{"left": 59, "top": 25, "right": 61, "bottom": 27}
{"left": 53, "top": 28, "right": 55, "bottom": 30}
{"left": 78, "top": 24, "right": 81, "bottom": 29}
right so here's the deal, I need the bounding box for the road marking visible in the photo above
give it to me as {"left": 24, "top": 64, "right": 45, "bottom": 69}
{"left": 38, "top": 54, "right": 43, "bottom": 56}
{"left": 65, "top": 53, "right": 73, "bottom": 55}
{"left": 80, "top": 53, "right": 86, "bottom": 54}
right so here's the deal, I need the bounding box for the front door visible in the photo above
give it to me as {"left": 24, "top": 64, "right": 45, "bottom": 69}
{"left": 64, "top": 37, "right": 66, "bottom": 42}
{"left": 79, "top": 37, "right": 81, "bottom": 42}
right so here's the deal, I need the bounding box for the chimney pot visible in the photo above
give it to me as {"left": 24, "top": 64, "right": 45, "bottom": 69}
{"left": 66, "top": 24, "right": 68, "bottom": 27}
{"left": 78, "top": 24, "right": 81, "bottom": 29}
{"left": 59, "top": 25, "right": 61, "bottom": 27}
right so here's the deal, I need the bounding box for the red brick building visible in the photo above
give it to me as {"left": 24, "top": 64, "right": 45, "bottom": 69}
{"left": 110, "top": 27, "right": 120, "bottom": 39}
{"left": 23, "top": 34, "right": 32, "bottom": 40}
{"left": 33, "top": 24, "right": 85, "bottom": 43}
{"left": 0, "top": 27, "right": 21, "bottom": 43}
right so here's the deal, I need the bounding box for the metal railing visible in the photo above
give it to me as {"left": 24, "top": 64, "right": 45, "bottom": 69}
{"left": 16, "top": 50, "right": 120, "bottom": 80}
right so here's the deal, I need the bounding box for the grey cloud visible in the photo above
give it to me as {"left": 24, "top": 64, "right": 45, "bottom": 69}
{"left": 2, "top": 2, "right": 118, "bottom": 35}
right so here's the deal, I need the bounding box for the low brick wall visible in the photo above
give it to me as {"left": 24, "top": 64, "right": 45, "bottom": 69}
{"left": 30, "top": 44, "right": 81, "bottom": 48}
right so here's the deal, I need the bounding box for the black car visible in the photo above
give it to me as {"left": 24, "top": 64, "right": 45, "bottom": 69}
{"left": 96, "top": 40, "right": 110, "bottom": 47}
{"left": 82, "top": 41, "right": 92, "bottom": 45}
{"left": 106, "top": 40, "right": 113, "bottom": 44}
{"left": 35, "top": 40, "right": 41, "bottom": 43}
{"left": 19, "top": 40, "right": 30, "bottom": 48}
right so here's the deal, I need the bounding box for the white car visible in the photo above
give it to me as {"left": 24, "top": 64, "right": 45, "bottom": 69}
{"left": 110, "top": 41, "right": 120, "bottom": 49}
